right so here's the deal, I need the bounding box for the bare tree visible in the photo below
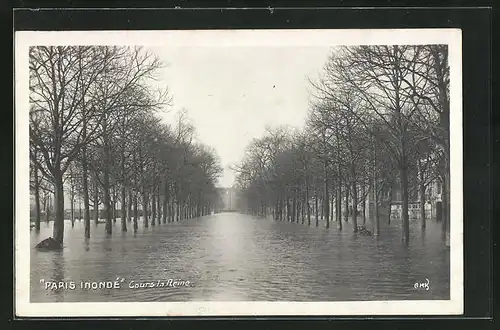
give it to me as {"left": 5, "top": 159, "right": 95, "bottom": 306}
{"left": 29, "top": 46, "right": 115, "bottom": 244}
{"left": 313, "top": 46, "right": 426, "bottom": 243}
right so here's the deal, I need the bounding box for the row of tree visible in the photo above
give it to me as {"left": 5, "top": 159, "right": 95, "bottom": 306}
{"left": 29, "top": 46, "right": 223, "bottom": 244}
{"left": 234, "top": 45, "right": 450, "bottom": 244}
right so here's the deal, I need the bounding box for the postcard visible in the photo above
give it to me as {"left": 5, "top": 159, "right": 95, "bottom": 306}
{"left": 15, "top": 28, "right": 463, "bottom": 316}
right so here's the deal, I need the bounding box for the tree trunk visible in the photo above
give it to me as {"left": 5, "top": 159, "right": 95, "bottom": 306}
{"left": 441, "top": 172, "right": 449, "bottom": 240}
{"left": 112, "top": 187, "right": 117, "bottom": 224}
{"left": 336, "top": 135, "right": 343, "bottom": 229}
{"left": 157, "top": 184, "right": 161, "bottom": 223}
{"left": 301, "top": 190, "right": 306, "bottom": 225}
{"left": 70, "top": 192, "right": 75, "bottom": 228}
{"left": 306, "top": 184, "right": 311, "bottom": 226}
{"left": 400, "top": 165, "right": 410, "bottom": 244}
{"left": 163, "top": 180, "right": 169, "bottom": 224}
{"left": 372, "top": 174, "right": 379, "bottom": 236}
{"left": 344, "top": 184, "right": 349, "bottom": 222}
{"left": 170, "top": 200, "right": 175, "bottom": 223}
{"left": 121, "top": 184, "right": 127, "bottom": 232}
{"left": 133, "top": 194, "right": 138, "bottom": 232}
{"left": 33, "top": 166, "right": 41, "bottom": 231}
{"left": 197, "top": 197, "right": 201, "bottom": 218}
{"left": 294, "top": 200, "right": 298, "bottom": 223}
{"left": 388, "top": 184, "right": 393, "bottom": 225}
{"left": 324, "top": 160, "right": 330, "bottom": 229}
{"left": 352, "top": 179, "right": 358, "bottom": 232}
{"left": 127, "top": 190, "right": 132, "bottom": 223}
{"left": 282, "top": 197, "right": 286, "bottom": 221}
{"left": 176, "top": 201, "right": 180, "bottom": 222}
{"left": 320, "top": 196, "right": 324, "bottom": 220}
{"left": 52, "top": 171, "right": 65, "bottom": 244}
{"left": 315, "top": 192, "right": 319, "bottom": 227}
{"left": 336, "top": 181, "right": 342, "bottom": 230}
{"left": 120, "top": 138, "right": 127, "bottom": 231}
{"left": 418, "top": 158, "right": 426, "bottom": 229}
{"left": 420, "top": 184, "right": 426, "bottom": 229}
{"left": 151, "top": 191, "right": 156, "bottom": 226}
{"left": 69, "top": 169, "right": 75, "bottom": 228}
{"left": 103, "top": 142, "right": 112, "bottom": 235}
{"left": 362, "top": 183, "right": 366, "bottom": 225}
{"left": 45, "top": 196, "right": 51, "bottom": 223}
{"left": 275, "top": 198, "right": 279, "bottom": 220}
{"left": 93, "top": 173, "right": 99, "bottom": 225}
{"left": 142, "top": 186, "right": 148, "bottom": 227}
{"left": 198, "top": 197, "right": 201, "bottom": 218}
{"left": 330, "top": 196, "right": 335, "bottom": 223}
{"left": 81, "top": 106, "right": 91, "bottom": 238}
{"left": 436, "top": 46, "right": 450, "bottom": 245}
{"left": 279, "top": 198, "right": 283, "bottom": 221}
{"left": 286, "top": 198, "right": 291, "bottom": 222}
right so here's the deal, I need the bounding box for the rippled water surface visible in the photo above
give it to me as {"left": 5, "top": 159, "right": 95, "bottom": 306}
{"left": 30, "top": 213, "right": 450, "bottom": 302}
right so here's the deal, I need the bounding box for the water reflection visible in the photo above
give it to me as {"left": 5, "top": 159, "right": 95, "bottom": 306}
{"left": 30, "top": 214, "right": 450, "bottom": 302}
{"left": 51, "top": 251, "right": 65, "bottom": 302}
{"left": 83, "top": 238, "right": 90, "bottom": 252}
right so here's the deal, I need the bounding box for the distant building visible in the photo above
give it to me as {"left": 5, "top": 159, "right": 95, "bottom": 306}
{"left": 214, "top": 187, "right": 240, "bottom": 212}
{"left": 367, "top": 155, "right": 443, "bottom": 221}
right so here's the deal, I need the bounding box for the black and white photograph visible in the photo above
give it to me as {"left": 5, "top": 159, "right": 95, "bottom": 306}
{"left": 15, "top": 29, "right": 463, "bottom": 316}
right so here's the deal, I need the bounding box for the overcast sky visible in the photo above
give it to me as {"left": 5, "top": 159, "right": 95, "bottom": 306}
{"left": 146, "top": 46, "right": 332, "bottom": 187}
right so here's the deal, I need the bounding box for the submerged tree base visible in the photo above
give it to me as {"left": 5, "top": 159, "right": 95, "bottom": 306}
{"left": 35, "top": 237, "right": 63, "bottom": 251}
{"left": 356, "top": 225, "right": 372, "bottom": 236}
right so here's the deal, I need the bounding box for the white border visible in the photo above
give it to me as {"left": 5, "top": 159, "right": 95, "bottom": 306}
{"left": 15, "top": 29, "right": 463, "bottom": 317}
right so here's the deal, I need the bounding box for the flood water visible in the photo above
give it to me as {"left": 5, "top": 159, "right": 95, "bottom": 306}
{"left": 30, "top": 212, "right": 450, "bottom": 302}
